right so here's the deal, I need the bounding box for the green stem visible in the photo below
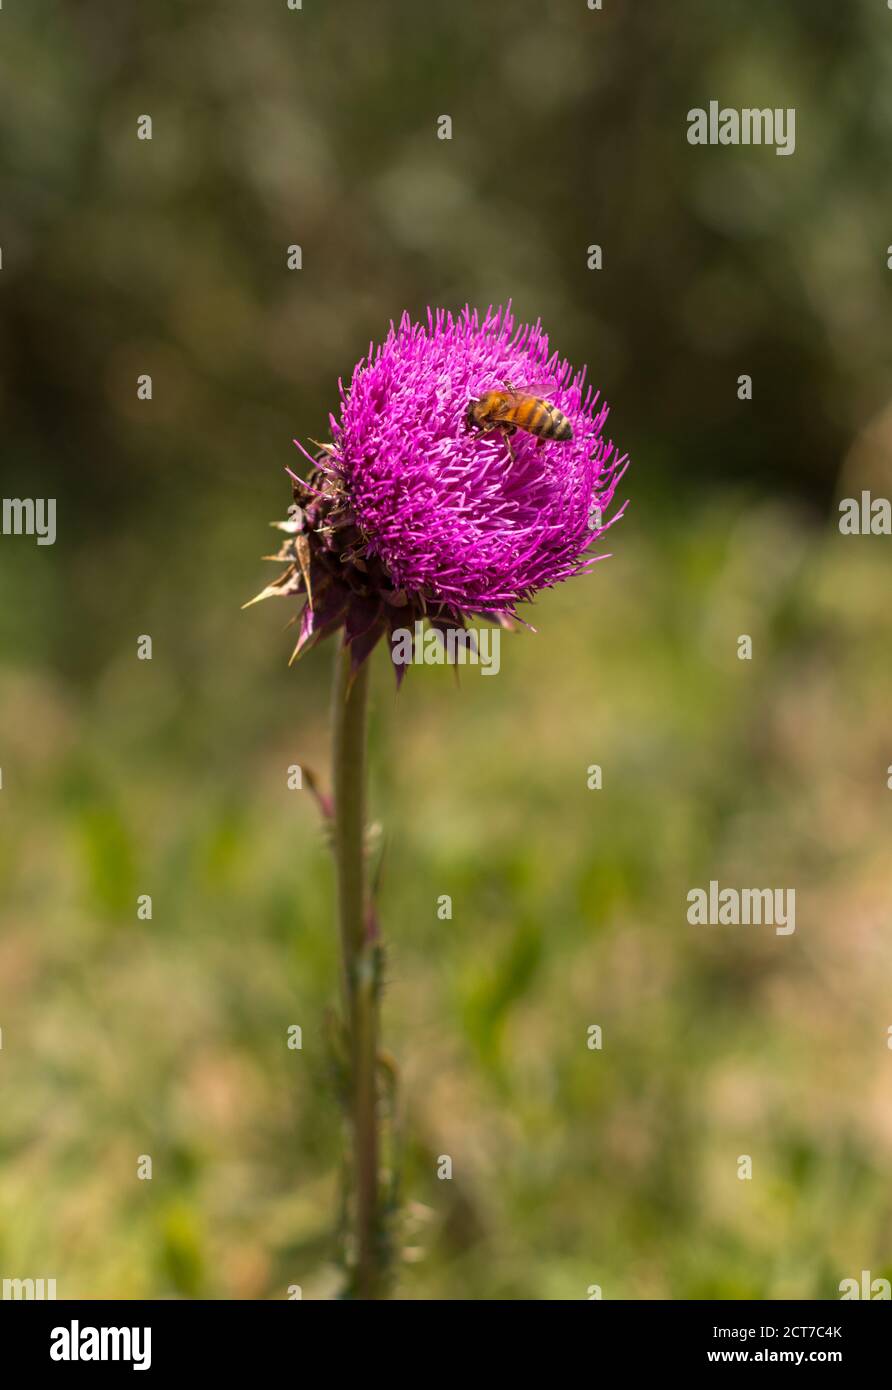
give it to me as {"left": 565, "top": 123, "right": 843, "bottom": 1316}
{"left": 331, "top": 645, "right": 381, "bottom": 1298}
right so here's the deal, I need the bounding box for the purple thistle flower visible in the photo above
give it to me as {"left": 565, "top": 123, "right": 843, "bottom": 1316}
{"left": 247, "top": 304, "right": 629, "bottom": 680}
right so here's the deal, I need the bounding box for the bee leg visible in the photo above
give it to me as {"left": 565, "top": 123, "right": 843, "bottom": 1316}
{"left": 536, "top": 436, "right": 546, "bottom": 450}
{"left": 500, "top": 426, "right": 516, "bottom": 470}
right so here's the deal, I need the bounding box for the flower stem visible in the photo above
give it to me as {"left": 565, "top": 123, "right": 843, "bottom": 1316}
{"left": 331, "top": 644, "right": 381, "bottom": 1298}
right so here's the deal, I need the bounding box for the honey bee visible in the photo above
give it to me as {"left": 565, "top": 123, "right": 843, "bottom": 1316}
{"left": 467, "top": 381, "right": 573, "bottom": 464}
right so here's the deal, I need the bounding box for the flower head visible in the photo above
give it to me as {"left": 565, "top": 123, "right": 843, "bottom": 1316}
{"left": 247, "top": 304, "right": 629, "bottom": 680}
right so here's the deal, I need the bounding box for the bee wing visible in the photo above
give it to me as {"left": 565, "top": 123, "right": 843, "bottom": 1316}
{"left": 501, "top": 378, "right": 560, "bottom": 401}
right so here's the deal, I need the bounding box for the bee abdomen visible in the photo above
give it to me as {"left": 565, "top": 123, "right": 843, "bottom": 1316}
{"left": 536, "top": 404, "right": 573, "bottom": 441}
{"left": 514, "top": 397, "right": 543, "bottom": 432}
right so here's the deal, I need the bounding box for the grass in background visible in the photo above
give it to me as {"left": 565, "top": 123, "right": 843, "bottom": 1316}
{"left": 2, "top": 491, "right": 890, "bottom": 1299}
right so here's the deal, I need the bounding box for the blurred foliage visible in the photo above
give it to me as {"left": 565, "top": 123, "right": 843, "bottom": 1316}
{"left": 1, "top": 0, "right": 892, "bottom": 1299}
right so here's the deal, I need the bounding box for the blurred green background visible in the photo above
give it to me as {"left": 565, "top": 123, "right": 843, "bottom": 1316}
{"left": 2, "top": 0, "right": 892, "bottom": 1299}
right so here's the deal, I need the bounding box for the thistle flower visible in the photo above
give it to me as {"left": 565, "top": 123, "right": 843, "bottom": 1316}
{"left": 247, "top": 304, "right": 629, "bottom": 680}
{"left": 251, "top": 304, "right": 631, "bottom": 1298}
